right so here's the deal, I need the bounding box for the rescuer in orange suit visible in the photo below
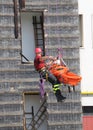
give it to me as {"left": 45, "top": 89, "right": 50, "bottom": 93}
{"left": 34, "top": 47, "right": 66, "bottom": 102}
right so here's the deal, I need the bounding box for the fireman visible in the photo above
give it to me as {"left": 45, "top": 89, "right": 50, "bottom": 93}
{"left": 34, "top": 47, "right": 66, "bottom": 102}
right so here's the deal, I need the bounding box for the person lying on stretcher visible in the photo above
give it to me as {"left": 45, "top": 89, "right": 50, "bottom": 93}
{"left": 48, "top": 56, "right": 82, "bottom": 86}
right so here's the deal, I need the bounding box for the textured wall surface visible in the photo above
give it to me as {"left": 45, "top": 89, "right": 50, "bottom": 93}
{"left": 0, "top": 0, "right": 82, "bottom": 130}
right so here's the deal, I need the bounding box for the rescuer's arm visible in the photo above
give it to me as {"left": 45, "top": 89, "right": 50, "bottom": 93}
{"left": 40, "top": 55, "right": 56, "bottom": 61}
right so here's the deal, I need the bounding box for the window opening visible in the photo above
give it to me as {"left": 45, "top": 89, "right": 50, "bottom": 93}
{"left": 79, "top": 14, "right": 84, "bottom": 47}
{"left": 23, "top": 93, "right": 47, "bottom": 130}
{"left": 20, "top": 11, "right": 45, "bottom": 63}
{"left": 82, "top": 106, "right": 93, "bottom": 115}
{"left": 33, "top": 15, "right": 45, "bottom": 56}
{"left": 91, "top": 15, "right": 93, "bottom": 48}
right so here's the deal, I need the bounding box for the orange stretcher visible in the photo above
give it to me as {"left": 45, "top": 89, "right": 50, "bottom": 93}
{"left": 49, "top": 64, "right": 82, "bottom": 86}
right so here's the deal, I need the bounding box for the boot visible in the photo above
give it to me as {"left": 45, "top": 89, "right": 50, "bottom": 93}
{"left": 57, "top": 95, "right": 66, "bottom": 102}
{"left": 55, "top": 90, "right": 66, "bottom": 102}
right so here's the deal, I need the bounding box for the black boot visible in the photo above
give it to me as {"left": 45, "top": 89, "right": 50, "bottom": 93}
{"left": 57, "top": 95, "right": 66, "bottom": 102}
{"left": 55, "top": 90, "right": 66, "bottom": 102}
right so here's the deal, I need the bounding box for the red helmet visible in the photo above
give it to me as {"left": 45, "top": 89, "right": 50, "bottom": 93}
{"left": 35, "top": 47, "right": 42, "bottom": 53}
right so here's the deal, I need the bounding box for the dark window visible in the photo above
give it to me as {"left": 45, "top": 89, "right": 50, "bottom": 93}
{"left": 82, "top": 106, "right": 93, "bottom": 115}
{"left": 79, "top": 14, "right": 83, "bottom": 47}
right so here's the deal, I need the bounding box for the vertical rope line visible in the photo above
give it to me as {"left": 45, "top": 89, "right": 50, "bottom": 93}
{"left": 55, "top": 0, "right": 61, "bottom": 51}
{"left": 45, "top": 0, "right": 49, "bottom": 56}
{"left": 46, "top": 0, "right": 55, "bottom": 57}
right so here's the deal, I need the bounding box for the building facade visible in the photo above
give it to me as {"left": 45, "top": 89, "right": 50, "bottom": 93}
{"left": 0, "top": 0, "right": 82, "bottom": 130}
{"left": 78, "top": 0, "right": 93, "bottom": 129}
